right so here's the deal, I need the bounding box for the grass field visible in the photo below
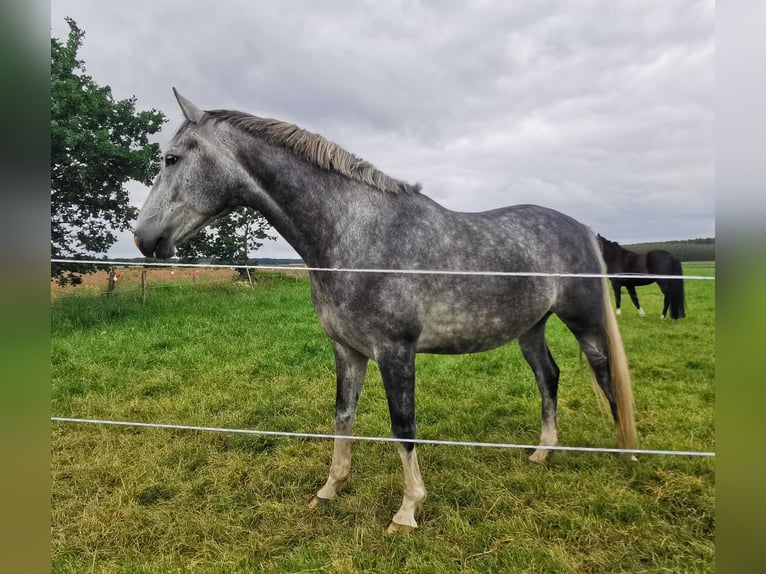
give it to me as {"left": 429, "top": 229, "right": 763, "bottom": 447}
{"left": 51, "top": 263, "right": 715, "bottom": 573}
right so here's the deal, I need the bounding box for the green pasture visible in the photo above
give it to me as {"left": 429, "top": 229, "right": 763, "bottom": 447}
{"left": 51, "top": 264, "right": 715, "bottom": 573}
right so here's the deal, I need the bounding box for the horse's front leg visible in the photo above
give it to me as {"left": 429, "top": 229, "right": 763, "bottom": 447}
{"left": 376, "top": 343, "right": 426, "bottom": 533}
{"left": 310, "top": 342, "right": 368, "bottom": 508}
{"left": 626, "top": 286, "right": 645, "bottom": 317}
{"left": 611, "top": 281, "right": 623, "bottom": 315}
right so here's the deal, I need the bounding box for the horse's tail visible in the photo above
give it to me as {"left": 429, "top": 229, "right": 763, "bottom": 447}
{"left": 589, "top": 234, "right": 638, "bottom": 450}
{"left": 601, "top": 273, "right": 638, "bottom": 449}
{"left": 668, "top": 257, "right": 686, "bottom": 319}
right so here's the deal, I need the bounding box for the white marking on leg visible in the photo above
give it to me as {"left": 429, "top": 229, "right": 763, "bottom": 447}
{"left": 660, "top": 314, "right": 665, "bottom": 320}
{"left": 638, "top": 308, "right": 646, "bottom": 317}
{"left": 388, "top": 445, "right": 426, "bottom": 532}
{"left": 311, "top": 437, "right": 352, "bottom": 506}
{"left": 529, "top": 420, "right": 558, "bottom": 464}
{"left": 615, "top": 308, "right": 621, "bottom": 316}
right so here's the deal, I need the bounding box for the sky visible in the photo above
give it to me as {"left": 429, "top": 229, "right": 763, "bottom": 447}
{"left": 51, "top": 0, "right": 715, "bottom": 260}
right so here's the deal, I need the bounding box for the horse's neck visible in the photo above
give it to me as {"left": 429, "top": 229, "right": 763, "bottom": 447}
{"left": 623, "top": 250, "right": 645, "bottom": 272}
{"left": 605, "top": 249, "right": 624, "bottom": 272}
{"left": 236, "top": 138, "right": 367, "bottom": 266}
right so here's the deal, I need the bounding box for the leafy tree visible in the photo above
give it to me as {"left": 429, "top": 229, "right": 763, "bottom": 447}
{"left": 176, "top": 208, "right": 275, "bottom": 278}
{"left": 51, "top": 18, "right": 166, "bottom": 284}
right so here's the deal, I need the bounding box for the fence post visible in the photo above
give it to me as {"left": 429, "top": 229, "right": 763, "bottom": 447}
{"left": 106, "top": 269, "right": 116, "bottom": 295}
{"left": 141, "top": 269, "right": 147, "bottom": 303}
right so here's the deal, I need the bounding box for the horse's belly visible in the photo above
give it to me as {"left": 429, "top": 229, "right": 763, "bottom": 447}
{"left": 416, "top": 308, "right": 535, "bottom": 354}
{"left": 312, "top": 274, "right": 555, "bottom": 357}
{"left": 415, "top": 278, "right": 555, "bottom": 354}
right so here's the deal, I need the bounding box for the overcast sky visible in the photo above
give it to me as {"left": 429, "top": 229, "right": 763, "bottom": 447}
{"left": 51, "top": 0, "right": 714, "bottom": 260}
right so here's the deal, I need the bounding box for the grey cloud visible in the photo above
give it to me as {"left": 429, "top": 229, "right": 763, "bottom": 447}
{"left": 51, "top": 0, "right": 714, "bottom": 259}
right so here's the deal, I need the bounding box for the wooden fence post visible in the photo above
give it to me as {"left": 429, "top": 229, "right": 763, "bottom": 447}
{"left": 106, "top": 269, "right": 116, "bottom": 295}
{"left": 141, "top": 269, "right": 147, "bottom": 303}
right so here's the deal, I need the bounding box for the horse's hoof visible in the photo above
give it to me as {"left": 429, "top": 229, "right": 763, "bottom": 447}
{"left": 528, "top": 451, "right": 550, "bottom": 464}
{"left": 387, "top": 521, "right": 416, "bottom": 534}
{"left": 309, "top": 496, "right": 330, "bottom": 509}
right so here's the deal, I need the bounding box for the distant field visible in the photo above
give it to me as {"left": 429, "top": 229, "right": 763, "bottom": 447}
{"left": 51, "top": 264, "right": 714, "bottom": 572}
{"left": 50, "top": 265, "right": 308, "bottom": 298}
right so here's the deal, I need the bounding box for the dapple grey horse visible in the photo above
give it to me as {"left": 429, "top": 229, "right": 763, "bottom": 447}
{"left": 134, "top": 89, "right": 637, "bottom": 532}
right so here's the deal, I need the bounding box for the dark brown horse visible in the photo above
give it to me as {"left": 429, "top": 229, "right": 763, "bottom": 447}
{"left": 598, "top": 235, "right": 686, "bottom": 320}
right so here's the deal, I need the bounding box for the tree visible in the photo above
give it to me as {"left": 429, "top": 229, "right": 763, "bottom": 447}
{"left": 176, "top": 208, "right": 275, "bottom": 278}
{"left": 51, "top": 18, "right": 166, "bottom": 285}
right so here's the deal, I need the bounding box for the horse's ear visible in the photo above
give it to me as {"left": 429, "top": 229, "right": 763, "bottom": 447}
{"left": 173, "top": 88, "right": 205, "bottom": 124}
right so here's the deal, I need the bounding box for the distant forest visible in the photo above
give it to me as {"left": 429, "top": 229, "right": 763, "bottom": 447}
{"left": 624, "top": 237, "right": 715, "bottom": 261}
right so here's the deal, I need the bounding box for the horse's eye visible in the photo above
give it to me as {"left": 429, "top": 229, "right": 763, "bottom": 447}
{"left": 165, "top": 154, "right": 179, "bottom": 166}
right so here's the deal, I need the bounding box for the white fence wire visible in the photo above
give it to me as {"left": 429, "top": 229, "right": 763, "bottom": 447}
{"left": 50, "top": 417, "right": 715, "bottom": 457}
{"left": 51, "top": 258, "right": 715, "bottom": 281}
{"left": 51, "top": 258, "right": 715, "bottom": 458}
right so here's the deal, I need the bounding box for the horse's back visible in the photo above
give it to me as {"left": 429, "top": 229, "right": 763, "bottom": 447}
{"left": 645, "top": 249, "right": 680, "bottom": 275}
{"left": 447, "top": 204, "right": 601, "bottom": 272}
{"left": 314, "top": 201, "right": 605, "bottom": 355}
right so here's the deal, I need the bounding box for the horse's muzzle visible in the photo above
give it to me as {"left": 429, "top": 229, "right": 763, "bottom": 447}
{"left": 133, "top": 231, "right": 174, "bottom": 259}
{"left": 133, "top": 232, "right": 155, "bottom": 258}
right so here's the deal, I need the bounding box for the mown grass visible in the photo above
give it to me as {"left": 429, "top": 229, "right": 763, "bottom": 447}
{"left": 51, "top": 265, "right": 714, "bottom": 573}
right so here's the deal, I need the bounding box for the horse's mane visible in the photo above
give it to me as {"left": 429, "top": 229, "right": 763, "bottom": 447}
{"left": 203, "top": 110, "right": 421, "bottom": 194}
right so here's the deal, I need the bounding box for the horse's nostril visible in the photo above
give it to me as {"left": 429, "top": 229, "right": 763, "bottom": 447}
{"left": 133, "top": 232, "right": 158, "bottom": 258}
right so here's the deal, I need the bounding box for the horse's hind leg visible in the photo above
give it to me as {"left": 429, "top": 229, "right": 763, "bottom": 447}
{"left": 659, "top": 281, "right": 671, "bottom": 319}
{"left": 560, "top": 318, "right": 621, "bottom": 424}
{"left": 375, "top": 343, "right": 426, "bottom": 533}
{"left": 519, "top": 316, "right": 560, "bottom": 463}
{"left": 571, "top": 325, "right": 639, "bottom": 459}
{"left": 310, "top": 342, "right": 368, "bottom": 508}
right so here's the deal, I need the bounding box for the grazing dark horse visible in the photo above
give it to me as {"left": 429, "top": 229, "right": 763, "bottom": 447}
{"left": 597, "top": 235, "right": 686, "bottom": 320}
{"left": 134, "top": 90, "right": 637, "bottom": 532}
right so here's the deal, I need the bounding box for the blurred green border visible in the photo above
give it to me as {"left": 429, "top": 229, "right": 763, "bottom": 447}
{"left": 4, "top": 0, "right": 766, "bottom": 571}
{"left": 0, "top": 2, "right": 51, "bottom": 573}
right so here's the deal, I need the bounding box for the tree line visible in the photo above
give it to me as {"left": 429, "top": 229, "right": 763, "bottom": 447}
{"left": 625, "top": 239, "right": 715, "bottom": 262}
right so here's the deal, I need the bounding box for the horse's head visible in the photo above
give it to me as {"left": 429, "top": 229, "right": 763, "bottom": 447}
{"left": 133, "top": 89, "right": 244, "bottom": 258}
{"left": 597, "top": 234, "right": 622, "bottom": 262}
